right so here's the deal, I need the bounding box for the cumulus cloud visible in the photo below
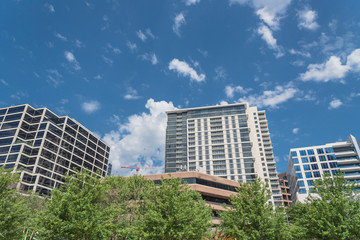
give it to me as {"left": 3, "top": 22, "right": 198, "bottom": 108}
{"left": 124, "top": 87, "right": 141, "bottom": 100}
{"left": 239, "top": 84, "right": 298, "bottom": 108}
{"left": 64, "top": 51, "right": 81, "bottom": 70}
{"left": 292, "top": 128, "right": 299, "bottom": 134}
{"left": 103, "top": 99, "right": 176, "bottom": 175}
{"left": 140, "top": 53, "right": 158, "bottom": 65}
{"left": 328, "top": 98, "right": 343, "bottom": 109}
{"left": 297, "top": 8, "right": 319, "bottom": 31}
{"left": 81, "top": 100, "right": 100, "bottom": 113}
{"left": 184, "top": 0, "right": 200, "bottom": 5}
{"left": 299, "top": 49, "right": 360, "bottom": 82}
{"left": 225, "top": 85, "right": 251, "bottom": 98}
{"left": 257, "top": 24, "right": 283, "bottom": 57}
{"left": 172, "top": 13, "right": 186, "bottom": 36}
{"left": 169, "top": 58, "right": 205, "bottom": 82}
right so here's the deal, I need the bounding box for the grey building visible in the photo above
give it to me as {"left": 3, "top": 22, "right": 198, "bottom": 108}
{"left": 287, "top": 135, "right": 360, "bottom": 203}
{"left": 164, "top": 103, "right": 283, "bottom": 206}
{"left": 0, "top": 104, "right": 110, "bottom": 195}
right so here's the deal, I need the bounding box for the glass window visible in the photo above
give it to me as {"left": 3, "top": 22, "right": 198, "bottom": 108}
{"left": 319, "top": 155, "right": 326, "bottom": 161}
{"left": 291, "top": 151, "right": 297, "bottom": 157}
{"left": 0, "top": 146, "right": 10, "bottom": 154}
{"left": 301, "top": 157, "right": 308, "bottom": 163}
{"left": 321, "top": 163, "right": 329, "bottom": 169}
{"left": 295, "top": 166, "right": 301, "bottom": 172}
{"left": 10, "top": 145, "right": 21, "bottom": 153}
{"left": 327, "top": 155, "right": 336, "bottom": 160}
{"left": 298, "top": 180, "right": 305, "bottom": 187}
{"left": 0, "top": 138, "right": 13, "bottom": 146}
{"left": 323, "top": 170, "right": 331, "bottom": 175}
{"left": 7, "top": 106, "right": 25, "bottom": 114}
{"left": 307, "top": 180, "right": 313, "bottom": 186}
{"left": 303, "top": 165, "right": 310, "bottom": 170}
{"left": 325, "top": 147, "right": 334, "bottom": 153}
{"left": 329, "top": 162, "right": 338, "bottom": 168}
{"left": 293, "top": 158, "right": 299, "bottom": 164}
{"left": 311, "top": 164, "right": 319, "bottom": 170}
{"left": 39, "top": 123, "right": 47, "bottom": 130}
{"left": 299, "top": 188, "right": 307, "bottom": 194}
{"left": 0, "top": 109, "right": 7, "bottom": 115}
{"left": 313, "top": 171, "right": 321, "bottom": 177}
{"left": 305, "top": 172, "right": 312, "bottom": 178}
{"left": 307, "top": 149, "right": 314, "bottom": 155}
{"left": 332, "top": 170, "right": 340, "bottom": 175}
{"left": 309, "top": 156, "right": 316, "bottom": 162}
{"left": 300, "top": 150, "right": 307, "bottom": 156}
{"left": 296, "top": 173, "right": 303, "bottom": 179}
{"left": 317, "top": 148, "right": 324, "bottom": 154}
{"left": 4, "top": 113, "right": 22, "bottom": 122}
{"left": 7, "top": 154, "right": 18, "bottom": 162}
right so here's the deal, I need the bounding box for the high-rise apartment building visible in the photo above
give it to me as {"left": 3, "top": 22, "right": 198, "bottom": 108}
{"left": 165, "top": 103, "right": 282, "bottom": 206}
{"left": 0, "top": 104, "right": 110, "bottom": 195}
{"left": 287, "top": 135, "right": 360, "bottom": 203}
{"left": 278, "top": 172, "right": 291, "bottom": 207}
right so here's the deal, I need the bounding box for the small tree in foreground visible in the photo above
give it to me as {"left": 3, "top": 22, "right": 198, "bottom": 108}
{"left": 137, "top": 177, "right": 213, "bottom": 240}
{"left": 219, "top": 179, "right": 292, "bottom": 240}
{"left": 288, "top": 173, "right": 360, "bottom": 239}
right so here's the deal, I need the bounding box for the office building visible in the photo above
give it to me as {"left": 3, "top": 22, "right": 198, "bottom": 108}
{"left": 143, "top": 171, "right": 240, "bottom": 225}
{"left": 0, "top": 104, "right": 110, "bottom": 195}
{"left": 287, "top": 135, "right": 360, "bottom": 203}
{"left": 278, "top": 172, "right": 291, "bottom": 207}
{"left": 164, "top": 103, "right": 282, "bottom": 206}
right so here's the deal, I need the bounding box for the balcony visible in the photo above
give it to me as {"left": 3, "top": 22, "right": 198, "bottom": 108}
{"left": 335, "top": 150, "right": 358, "bottom": 158}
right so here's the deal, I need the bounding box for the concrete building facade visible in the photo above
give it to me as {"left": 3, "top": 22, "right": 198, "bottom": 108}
{"left": 0, "top": 104, "right": 110, "bottom": 195}
{"left": 287, "top": 135, "right": 360, "bottom": 203}
{"left": 164, "top": 103, "right": 282, "bottom": 206}
{"left": 278, "top": 172, "right": 291, "bottom": 207}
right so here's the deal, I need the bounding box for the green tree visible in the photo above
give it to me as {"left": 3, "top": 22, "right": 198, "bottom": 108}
{"left": 137, "top": 177, "right": 213, "bottom": 240}
{"left": 37, "top": 170, "right": 113, "bottom": 240}
{"left": 219, "top": 179, "right": 291, "bottom": 240}
{"left": 288, "top": 173, "right": 360, "bottom": 239}
{"left": 0, "top": 167, "right": 29, "bottom": 240}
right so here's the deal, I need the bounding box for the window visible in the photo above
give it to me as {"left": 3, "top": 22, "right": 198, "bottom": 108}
{"left": 313, "top": 171, "right": 321, "bottom": 177}
{"left": 300, "top": 150, "right": 307, "bottom": 156}
{"left": 305, "top": 172, "right": 312, "bottom": 178}
{"left": 294, "top": 166, "right": 301, "bottom": 172}
{"left": 327, "top": 155, "right": 336, "bottom": 160}
{"left": 321, "top": 163, "right": 329, "bottom": 169}
{"left": 329, "top": 162, "right": 338, "bottom": 168}
{"left": 298, "top": 180, "right": 305, "bottom": 187}
{"left": 325, "top": 147, "right": 334, "bottom": 153}
{"left": 299, "top": 188, "right": 307, "bottom": 194}
{"left": 307, "top": 180, "right": 313, "bottom": 186}
{"left": 319, "top": 155, "right": 326, "bottom": 161}
{"left": 293, "top": 158, "right": 299, "bottom": 164}
{"left": 311, "top": 164, "right": 319, "bottom": 170}
{"left": 307, "top": 149, "right": 314, "bottom": 155}
{"left": 309, "top": 156, "right": 316, "bottom": 162}
{"left": 301, "top": 157, "right": 308, "bottom": 163}
{"left": 303, "top": 165, "right": 310, "bottom": 171}
{"left": 296, "top": 173, "right": 303, "bottom": 179}
{"left": 317, "top": 148, "right": 324, "bottom": 154}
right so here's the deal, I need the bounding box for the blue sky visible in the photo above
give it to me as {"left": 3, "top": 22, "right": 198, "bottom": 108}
{"left": 1, "top": 0, "right": 360, "bottom": 175}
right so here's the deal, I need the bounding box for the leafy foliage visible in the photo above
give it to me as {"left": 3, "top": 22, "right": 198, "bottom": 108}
{"left": 137, "top": 177, "right": 213, "bottom": 240}
{"left": 219, "top": 179, "right": 291, "bottom": 240}
{"left": 288, "top": 174, "right": 360, "bottom": 239}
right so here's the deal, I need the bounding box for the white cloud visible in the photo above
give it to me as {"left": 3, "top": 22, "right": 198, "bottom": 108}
{"left": 136, "top": 30, "right": 147, "bottom": 42}
{"left": 103, "top": 99, "right": 176, "bottom": 175}
{"left": 140, "top": 53, "right": 158, "bottom": 65}
{"left": 292, "top": 128, "right": 299, "bottom": 134}
{"left": 256, "top": 7, "right": 279, "bottom": 29}
{"left": 102, "top": 55, "right": 113, "bottom": 66}
{"left": 93, "top": 75, "right": 102, "bottom": 80}
{"left": 289, "top": 48, "right": 311, "bottom": 58}
{"left": 347, "top": 49, "right": 360, "bottom": 71}
{"left": 214, "top": 66, "right": 227, "bottom": 80}
{"left": 54, "top": 33, "right": 67, "bottom": 41}
{"left": 169, "top": 58, "right": 205, "bottom": 82}
{"left": 124, "top": 87, "right": 141, "bottom": 100}
{"left": 0, "top": 79, "right": 8, "bottom": 86}
{"left": 64, "top": 51, "right": 81, "bottom": 70}
{"left": 47, "top": 69, "right": 63, "bottom": 87}
{"left": 172, "top": 13, "right": 186, "bottom": 36}
{"left": 329, "top": 98, "right": 343, "bottom": 109}
{"left": 297, "top": 8, "right": 319, "bottom": 31}
{"left": 74, "top": 39, "right": 84, "bottom": 48}
{"left": 184, "top": 0, "right": 200, "bottom": 6}
{"left": 225, "top": 85, "right": 251, "bottom": 98}
{"left": 146, "top": 28, "right": 155, "bottom": 39}
{"left": 107, "top": 43, "right": 121, "bottom": 54}
{"left": 239, "top": 84, "right": 298, "bottom": 108}
{"left": 300, "top": 56, "right": 349, "bottom": 82}
{"left": 127, "top": 41, "right": 137, "bottom": 52}
{"left": 46, "top": 4, "right": 55, "bottom": 13}
{"left": 81, "top": 100, "right": 101, "bottom": 113}
{"left": 257, "top": 24, "right": 283, "bottom": 57}
{"left": 10, "top": 91, "right": 28, "bottom": 101}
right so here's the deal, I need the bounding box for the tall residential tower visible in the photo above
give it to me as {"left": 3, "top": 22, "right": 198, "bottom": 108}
{"left": 164, "top": 103, "right": 282, "bottom": 206}
{"left": 0, "top": 104, "right": 110, "bottom": 195}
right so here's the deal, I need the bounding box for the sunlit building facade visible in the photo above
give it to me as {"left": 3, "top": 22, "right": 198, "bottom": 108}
{"left": 287, "top": 135, "right": 360, "bottom": 203}
{"left": 0, "top": 104, "right": 110, "bottom": 195}
{"left": 164, "top": 103, "right": 283, "bottom": 206}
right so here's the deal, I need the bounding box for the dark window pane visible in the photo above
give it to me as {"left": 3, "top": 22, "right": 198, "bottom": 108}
{"left": 7, "top": 106, "right": 25, "bottom": 114}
